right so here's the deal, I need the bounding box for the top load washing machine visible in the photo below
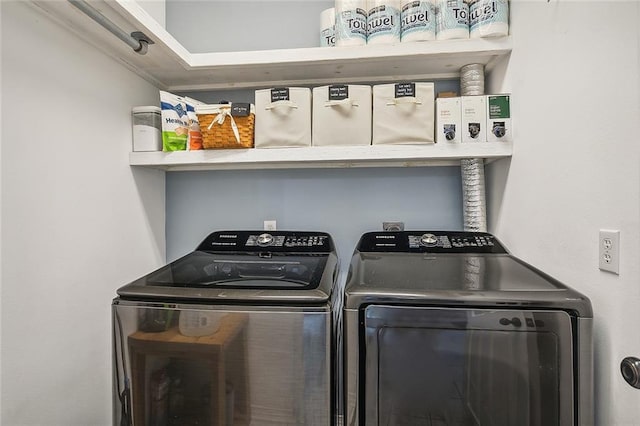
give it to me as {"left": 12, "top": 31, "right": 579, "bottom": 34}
{"left": 343, "top": 231, "right": 593, "bottom": 426}
{"left": 112, "top": 230, "right": 341, "bottom": 426}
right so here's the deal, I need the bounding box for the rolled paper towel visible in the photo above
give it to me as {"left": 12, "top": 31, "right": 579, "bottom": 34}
{"left": 436, "top": 0, "right": 469, "bottom": 40}
{"left": 335, "top": 0, "right": 368, "bottom": 46}
{"left": 320, "top": 7, "right": 336, "bottom": 46}
{"left": 367, "top": 0, "right": 402, "bottom": 45}
{"left": 401, "top": 0, "right": 437, "bottom": 42}
{"left": 469, "top": 0, "right": 509, "bottom": 38}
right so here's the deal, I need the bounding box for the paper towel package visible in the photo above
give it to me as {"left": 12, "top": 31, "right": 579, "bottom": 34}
{"left": 436, "top": 97, "right": 462, "bottom": 144}
{"left": 320, "top": 7, "right": 336, "bottom": 46}
{"left": 255, "top": 87, "right": 312, "bottom": 148}
{"left": 401, "top": 0, "right": 437, "bottom": 42}
{"left": 486, "top": 94, "right": 512, "bottom": 142}
{"left": 335, "top": 0, "right": 368, "bottom": 46}
{"left": 372, "top": 82, "right": 435, "bottom": 145}
{"left": 367, "top": 0, "right": 402, "bottom": 45}
{"left": 469, "top": 0, "right": 509, "bottom": 39}
{"left": 436, "top": 0, "right": 469, "bottom": 40}
{"left": 312, "top": 84, "right": 372, "bottom": 146}
{"left": 461, "top": 95, "right": 487, "bottom": 143}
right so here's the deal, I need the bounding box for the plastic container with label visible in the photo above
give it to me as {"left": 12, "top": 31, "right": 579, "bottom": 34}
{"left": 132, "top": 106, "right": 162, "bottom": 151}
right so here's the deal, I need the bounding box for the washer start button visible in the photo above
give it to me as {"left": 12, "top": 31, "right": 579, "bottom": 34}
{"left": 257, "top": 233, "right": 275, "bottom": 247}
{"left": 420, "top": 233, "right": 438, "bottom": 247}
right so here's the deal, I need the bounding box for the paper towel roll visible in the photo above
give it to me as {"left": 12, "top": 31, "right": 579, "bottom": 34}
{"left": 336, "top": 0, "right": 368, "bottom": 46}
{"left": 436, "top": 0, "right": 469, "bottom": 40}
{"left": 367, "top": 0, "right": 401, "bottom": 45}
{"left": 320, "top": 7, "right": 336, "bottom": 46}
{"left": 400, "top": 0, "right": 436, "bottom": 42}
{"left": 469, "top": 0, "right": 509, "bottom": 38}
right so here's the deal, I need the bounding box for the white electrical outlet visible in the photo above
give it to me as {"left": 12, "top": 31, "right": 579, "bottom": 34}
{"left": 599, "top": 229, "right": 620, "bottom": 274}
{"left": 264, "top": 220, "right": 277, "bottom": 231}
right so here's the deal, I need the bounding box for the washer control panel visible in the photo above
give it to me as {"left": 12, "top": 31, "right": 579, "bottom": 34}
{"left": 197, "top": 230, "right": 334, "bottom": 253}
{"left": 359, "top": 231, "right": 507, "bottom": 254}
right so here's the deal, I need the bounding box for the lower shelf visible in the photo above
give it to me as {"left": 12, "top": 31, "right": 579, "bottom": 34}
{"left": 129, "top": 142, "right": 513, "bottom": 171}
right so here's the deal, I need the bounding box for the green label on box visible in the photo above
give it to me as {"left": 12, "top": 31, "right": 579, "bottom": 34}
{"left": 488, "top": 95, "right": 510, "bottom": 119}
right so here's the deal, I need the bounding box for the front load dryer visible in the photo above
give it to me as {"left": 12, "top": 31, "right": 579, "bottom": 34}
{"left": 343, "top": 231, "right": 593, "bottom": 426}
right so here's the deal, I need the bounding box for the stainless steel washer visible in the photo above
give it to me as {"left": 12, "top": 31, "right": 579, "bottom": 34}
{"left": 113, "top": 230, "right": 340, "bottom": 426}
{"left": 343, "top": 231, "right": 593, "bottom": 426}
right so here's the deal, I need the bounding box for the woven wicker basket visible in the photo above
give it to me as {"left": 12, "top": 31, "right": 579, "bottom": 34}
{"left": 196, "top": 104, "right": 255, "bottom": 149}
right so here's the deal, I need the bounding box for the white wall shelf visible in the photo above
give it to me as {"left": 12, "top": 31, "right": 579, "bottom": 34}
{"left": 130, "top": 143, "right": 513, "bottom": 171}
{"left": 31, "top": 0, "right": 514, "bottom": 171}
{"left": 31, "top": 0, "right": 512, "bottom": 91}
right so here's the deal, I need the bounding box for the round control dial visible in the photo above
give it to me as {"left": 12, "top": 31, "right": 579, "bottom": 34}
{"left": 256, "top": 233, "right": 275, "bottom": 247}
{"left": 420, "top": 233, "right": 438, "bottom": 247}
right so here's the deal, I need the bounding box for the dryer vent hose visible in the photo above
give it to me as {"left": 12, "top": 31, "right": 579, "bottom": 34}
{"left": 461, "top": 159, "right": 487, "bottom": 232}
{"left": 460, "top": 64, "right": 487, "bottom": 290}
{"left": 460, "top": 63, "right": 487, "bottom": 233}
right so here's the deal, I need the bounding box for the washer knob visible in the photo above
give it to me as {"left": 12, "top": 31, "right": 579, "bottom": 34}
{"left": 257, "top": 233, "right": 275, "bottom": 247}
{"left": 420, "top": 233, "right": 438, "bottom": 246}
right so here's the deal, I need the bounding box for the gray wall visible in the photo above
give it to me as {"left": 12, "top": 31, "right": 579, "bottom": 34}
{"left": 484, "top": 3, "right": 640, "bottom": 423}
{"left": 1, "top": 2, "right": 165, "bottom": 424}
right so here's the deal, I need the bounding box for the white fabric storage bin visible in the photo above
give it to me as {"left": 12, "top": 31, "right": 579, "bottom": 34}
{"left": 372, "top": 82, "right": 435, "bottom": 145}
{"left": 312, "top": 85, "right": 372, "bottom": 146}
{"left": 255, "top": 87, "right": 312, "bottom": 148}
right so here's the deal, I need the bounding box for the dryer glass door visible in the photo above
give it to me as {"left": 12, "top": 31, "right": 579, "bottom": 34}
{"left": 364, "top": 306, "right": 574, "bottom": 426}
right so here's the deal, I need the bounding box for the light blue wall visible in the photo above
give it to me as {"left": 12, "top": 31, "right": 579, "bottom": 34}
{"left": 166, "top": 167, "right": 463, "bottom": 262}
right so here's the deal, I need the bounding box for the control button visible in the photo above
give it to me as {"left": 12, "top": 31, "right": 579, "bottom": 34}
{"left": 420, "top": 233, "right": 438, "bottom": 247}
{"left": 257, "top": 233, "right": 275, "bottom": 247}
{"left": 441, "top": 236, "right": 451, "bottom": 248}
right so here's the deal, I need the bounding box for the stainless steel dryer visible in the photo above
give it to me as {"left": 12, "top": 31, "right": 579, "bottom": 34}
{"left": 112, "top": 230, "right": 340, "bottom": 426}
{"left": 343, "top": 231, "right": 593, "bottom": 426}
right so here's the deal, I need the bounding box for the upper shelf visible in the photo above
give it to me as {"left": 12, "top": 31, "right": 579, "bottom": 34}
{"left": 31, "top": 0, "right": 513, "bottom": 92}
{"left": 129, "top": 143, "right": 513, "bottom": 171}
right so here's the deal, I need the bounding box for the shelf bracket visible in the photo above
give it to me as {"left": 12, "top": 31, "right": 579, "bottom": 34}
{"left": 68, "top": 0, "right": 154, "bottom": 55}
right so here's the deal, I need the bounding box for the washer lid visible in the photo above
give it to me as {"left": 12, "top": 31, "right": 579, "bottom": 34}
{"left": 344, "top": 231, "right": 592, "bottom": 316}
{"left": 117, "top": 230, "right": 338, "bottom": 303}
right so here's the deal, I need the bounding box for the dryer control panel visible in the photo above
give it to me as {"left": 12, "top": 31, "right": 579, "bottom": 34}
{"left": 197, "top": 230, "right": 334, "bottom": 253}
{"left": 358, "top": 231, "right": 508, "bottom": 254}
